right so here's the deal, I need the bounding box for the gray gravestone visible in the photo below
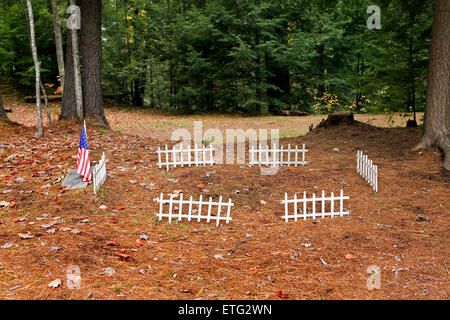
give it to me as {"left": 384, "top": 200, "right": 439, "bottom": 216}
{"left": 61, "top": 169, "right": 88, "bottom": 189}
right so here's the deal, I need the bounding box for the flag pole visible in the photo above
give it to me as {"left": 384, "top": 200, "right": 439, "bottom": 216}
{"left": 84, "top": 120, "right": 87, "bottom": 141}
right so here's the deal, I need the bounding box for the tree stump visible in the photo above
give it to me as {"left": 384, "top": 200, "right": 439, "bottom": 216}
{"left": 280, "top": 110, "right": 309, "bottom": 116}
{"left": 318, "top": 112, "right": 355, "bottom": 128}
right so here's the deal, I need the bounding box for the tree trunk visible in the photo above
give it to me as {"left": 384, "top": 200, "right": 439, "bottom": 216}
{"left": 70, "top": 0, "right": 83, "bottom": 121}
{"left": 61, "top": 15, "right": 77, "bottom": 120}
{"left": 39, "top": 80, "right": 51, "bottom": 125}
{"left": 26, "top": 0, "right": 44, "bottom": 138}
{"left": 61, "top": 0, "right": 107, "bottom": 126}
{"left": 0, "top": 95, "right": 8, "bottom": 121}
{"left": 413, "top": 0, "right": 450, "bottom": 171}
{"left": 79, "top": 0, "right": 107, "bottom": 125}
{"left": 51, "top": 0, "right": 65, "bottom": 94}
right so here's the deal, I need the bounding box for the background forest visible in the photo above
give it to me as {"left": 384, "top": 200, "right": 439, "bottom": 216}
{"left": 0, "top": 0, "right": 434, "bottom": 115}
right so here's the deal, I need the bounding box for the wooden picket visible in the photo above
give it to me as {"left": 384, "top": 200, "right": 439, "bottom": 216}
{"left": 155, "top": 193, "right": 233, "bottom": 226}
{"left": 356, "top": 150, "right": 378, "bottom": 192}
{"left": 157, "top": 143, "right": 215, "bottom": 170}
{"left": 281, "top": 190, "right": 349, "bottom": 221}
{"left": 92, "top": 152, "right": 107, "bottom": 195}
{"left": 249, "top": 143, "right": 309, "bottom": 166}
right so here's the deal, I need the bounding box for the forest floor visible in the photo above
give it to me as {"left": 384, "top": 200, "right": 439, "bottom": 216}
{"left": 0, "top": 97, "right": 448, "bottom": 300}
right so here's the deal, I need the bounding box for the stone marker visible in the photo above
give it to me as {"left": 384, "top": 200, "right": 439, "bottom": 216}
{"left": 61, "top": 169, "right": 88, "bottom": 189}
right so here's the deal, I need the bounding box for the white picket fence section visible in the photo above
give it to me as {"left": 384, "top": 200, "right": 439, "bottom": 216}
{"left": 154, "top": 193, "right": 233, "bottom": 226}
{"left": 356, "top": 150, "right": 378, "bottom": 192}
{"left": 281, "top": 190, "right": 349, "bottom": 221}
{"left": 92, "top": 152, "right": 107, "bottom": 195}
{"left": 249, "top": 143, "right": 309, "bottom": 166}
{"left": 156, "top": 143, "right": 215, "bottom": 170}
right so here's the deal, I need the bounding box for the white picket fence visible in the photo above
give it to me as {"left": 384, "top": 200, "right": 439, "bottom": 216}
{"left": 281, "top": 190, "right": 349, "bottom": 221}
{"left": 249, "top": 143, "right": 309, "bottom": 166}
{"left": 156, "top": 143, "right": 215, "bottom": 170}
{"left": 155, "top": 193, "right": 233, "bottom": 226}
{"left": 92, "top": 152, "right": 107, "bottom": 195}
{"left": 356, "top": 150, "right": 378, "bottom": 192}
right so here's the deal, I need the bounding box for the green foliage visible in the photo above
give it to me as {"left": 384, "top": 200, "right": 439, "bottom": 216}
{"left": 0, "top": 0, "right": 433, "bottom": 114}
{"left": 0, "top": 0, "right": 59, "bottom": 92}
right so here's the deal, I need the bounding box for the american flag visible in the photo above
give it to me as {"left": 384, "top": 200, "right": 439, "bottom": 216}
{"left": 76, "top": 123, "right": 91, "bottom": 182}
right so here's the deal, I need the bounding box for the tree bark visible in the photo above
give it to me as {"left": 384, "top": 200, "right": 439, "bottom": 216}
{"left": 79, "top": 0, "right": 107, "bottom": 125}
{"left": 61, "top": 14, "right": 77, "bottom": 120}
{"left": 69, "top": 0, "right": 83, "bottom": 121}
{"left": 51, "top": 0, "right": 65, "bottom": 94}
{"left": 61, "top": 0, "right": 108, "bottom": 126}
{"left": 0, "top": 95, "right": 8, "bottom": 121}
{"left": 39, "top": 80, "right": 51, "bottom": 124}
{"left": 413, "top": 0, "right": 450, "bottom": 171}
{"left": 26, "top": 0, "right": 44, "bottom": 138}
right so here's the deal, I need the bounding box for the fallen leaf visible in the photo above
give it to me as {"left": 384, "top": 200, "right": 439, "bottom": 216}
{"left": 0, "top": 201, "right": 10, "bottom": 207}
{"left": 102, "top": 267, "right": 115, "bottom": 276}
{"left": 277, "top": 290, "right": 289, "bottom": 299}
{"left": 40, "top": 222, "right": 55, "bottom": 229}
{"left": 48, "top": 279, "right": 62, "bottom": 288}
{"left": 181, "top": 171, "right": 192, "bottom": 178}
{"left": 345, "top": 253, "right": 355, "bottom": 260}
{"left": 135, "top": 239, "right": 145, "bottom": 247}
{"left": 109, "top": 217, "right": 119, "bottom": 223}
{"left": 117, "top": 253, "right": 133, "bottom": 261}
{"left": 18, "top": 233, "right": 33, "bottom": 239}
{"left": 139, "top": 234, "right": 148, "bottom": 240}
{"left": 106, "top": 240, "right": 118, "bottom": 246}
{"left": 1, "top": 242, "right": 14, "bottom": 249}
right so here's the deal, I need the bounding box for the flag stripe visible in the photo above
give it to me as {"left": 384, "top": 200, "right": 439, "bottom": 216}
{"left": 76, "top": 125, "right": 91, "bottom": 182}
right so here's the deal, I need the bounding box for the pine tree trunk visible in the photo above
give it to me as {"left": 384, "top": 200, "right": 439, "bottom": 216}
{"left": 413, "top": 0, "right": 450, "bottom": 171}
{"left": 51, "top": 0, "right": 65, "bottom": 94}
{"left": 79, "top": 0, "right": 107, "bottom": 125}
{"left": 26, "top": 0, "right": 44, "bottom": 138}
{"left": 60, "top": 15, "right": 77, "bottom": 120}
{"left": 60, "top": 0, "right": 108, "bottom": 126}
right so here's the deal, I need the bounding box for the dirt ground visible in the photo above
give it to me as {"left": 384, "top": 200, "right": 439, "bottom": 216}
{"left": 0, "top": 98, "right": 448, "bottom": 300}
